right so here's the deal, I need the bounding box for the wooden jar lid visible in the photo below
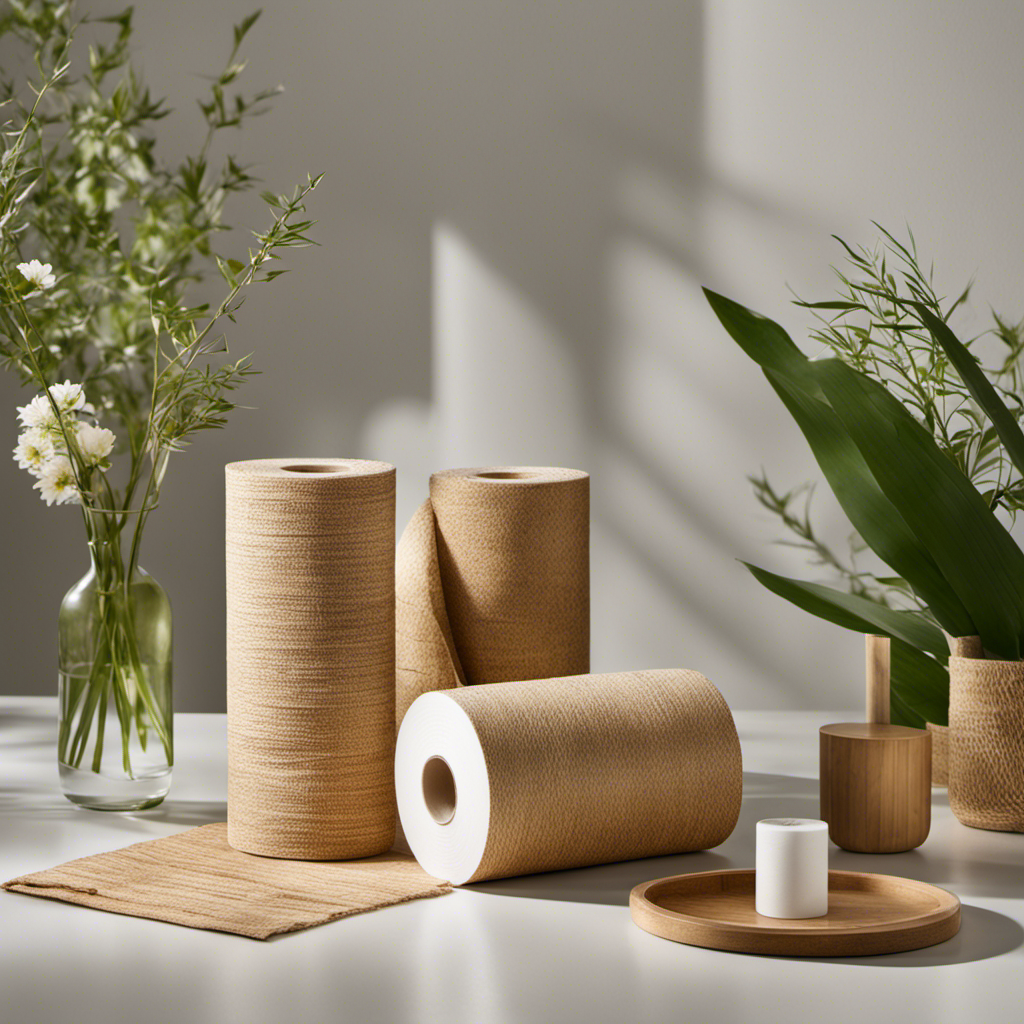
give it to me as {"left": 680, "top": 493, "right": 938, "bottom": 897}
{"left": 821, "top": 723, "right": 929, "bottom": 741}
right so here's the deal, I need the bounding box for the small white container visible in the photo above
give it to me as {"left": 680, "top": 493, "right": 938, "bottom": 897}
{"left": 755, "top": 818, "right": 829, "bottom": 919}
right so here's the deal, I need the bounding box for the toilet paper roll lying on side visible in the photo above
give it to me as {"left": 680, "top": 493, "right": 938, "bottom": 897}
{"left": 395, "top": 466, "right": 589, "bottom": 724}
{"left": 396, "top": 670, "right": 742, "bottom": 884}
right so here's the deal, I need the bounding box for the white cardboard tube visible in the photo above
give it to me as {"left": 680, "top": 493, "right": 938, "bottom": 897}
{"left": 755, "top": 818, "right": 829, "bottom": 919}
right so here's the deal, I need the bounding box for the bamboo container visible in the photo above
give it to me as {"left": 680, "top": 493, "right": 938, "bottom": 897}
{"left": 819, "top": 636, "right": 931, "bottom": 853}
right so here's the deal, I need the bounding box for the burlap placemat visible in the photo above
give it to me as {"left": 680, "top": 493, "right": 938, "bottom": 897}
{"left": 2, "top": 823, "right": 452, "bottom": 940}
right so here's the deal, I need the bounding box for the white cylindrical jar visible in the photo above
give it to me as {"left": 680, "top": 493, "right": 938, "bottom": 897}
{"left": 755, "top": 818, "right": 829, "bottom": 919}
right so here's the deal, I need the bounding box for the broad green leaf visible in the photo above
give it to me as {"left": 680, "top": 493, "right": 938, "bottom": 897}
{"left": 765, "top": 368, "right": 975, "bottom": 638}
{"left": 703, "top": 288, "right": 822, "bottom": 395}
{"left": 811, "top": 358, "right": 1024, "bottom": 659}
{"left": 742, "top": 563, "right": 949, "bottom": 659}
{"left": 703, "top": 289, "right": 974, "bottom": 636}
{"left": 890, "top": 686, "right": 926, "bottom": 729}
{"left": 890, "top": 636, "right": 948, "bottom": 726}
{"left": 913, "top": 302, "right": 1024, "bottom": 480}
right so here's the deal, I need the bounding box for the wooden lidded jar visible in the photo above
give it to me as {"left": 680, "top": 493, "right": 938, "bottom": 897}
{"left": 820, "top": 723, "right": 932, "bottom": 853}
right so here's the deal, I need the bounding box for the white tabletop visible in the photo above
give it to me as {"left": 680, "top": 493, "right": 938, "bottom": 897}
{"left": 2, "top": 697, "right": 1023, "bottom": 1024}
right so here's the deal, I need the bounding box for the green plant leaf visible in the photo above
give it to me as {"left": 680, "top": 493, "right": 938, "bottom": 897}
{"left": 811, "top": 358, "right": 1024, "bottom": 659}
{"left": 764, "top": 368, "right": 975, "bottom": 638}
{"left": 889, "top": 686, "right": 926, "bottom": 729}
{"left": 890, "top": 636, "right": 948, "bottom": 726}
{"left": 741, "top": 562, "right": 950, "bottom": 658}
{"left": 703, "top": 288, "right": 822, "bottom": 395}
{"left": 702, "top": 289, "right": 975, "bottom": 637}
{"left": 912, "top": 302, "right": 1024, "bottom": 479}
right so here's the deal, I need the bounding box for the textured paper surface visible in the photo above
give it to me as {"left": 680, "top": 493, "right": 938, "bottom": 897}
{"left": 396, "top": 466, "right": 589, "bottom": 724}
{"left": 396, "top": 669, "right": 743, "bottom": 884}
{"left": 226, "top": 458, "right": 396, "bottom": 860}
{"left": 2, "top": 824, "right": 452, "bottom": 940}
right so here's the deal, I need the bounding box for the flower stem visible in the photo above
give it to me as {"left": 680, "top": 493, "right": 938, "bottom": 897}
{"left": 90, "top": 677, "right": 109, "bottom": 773}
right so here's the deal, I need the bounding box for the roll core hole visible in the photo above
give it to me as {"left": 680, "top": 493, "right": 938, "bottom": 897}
{"left": 476, "top": 471, "right": 539, "bottom": 480}
{"left": 422, "top": 756, "right": 457, "bottom": 825}
{"left": 281, "top": 464, "right": 349, "bottom": 474}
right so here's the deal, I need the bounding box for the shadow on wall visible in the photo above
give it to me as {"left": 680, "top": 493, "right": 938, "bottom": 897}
{"left": 361, "top": 0, "right": 860, "bottom": 712}
{"left": 1, "top": 0, "right": 870, "bottom": 710}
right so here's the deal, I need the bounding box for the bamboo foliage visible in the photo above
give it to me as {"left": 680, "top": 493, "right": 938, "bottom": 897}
{"left": 706, "top": 229, "right": 1024, "bottom": 724}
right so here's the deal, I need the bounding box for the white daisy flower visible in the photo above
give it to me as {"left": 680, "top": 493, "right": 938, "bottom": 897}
{"left": 16, "top": 394, "right": 56, "bottom": 429}
{"left": 12, "top": 428, "right": 54, "bottom": 476}
{"left": 48, "top": 380, "right": 87, "bottom": 413}
{"left": 33, "top": 455, "right": 79, "bottom": 506}
{"left": 17, "top": 259, "right": 56, "bottom": 290}
{"left": 76, "top": 422, "right": 115, "bottom": 466}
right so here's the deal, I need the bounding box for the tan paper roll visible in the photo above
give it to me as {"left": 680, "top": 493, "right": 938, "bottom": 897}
{"left": 396, "top": 466, "right": 589, "bottom": 723}
{"left": 395, "top": 670, "right": 743, "bottom": 884}
{"left": 226, "top": 458, "right": 396, "bottom": 860}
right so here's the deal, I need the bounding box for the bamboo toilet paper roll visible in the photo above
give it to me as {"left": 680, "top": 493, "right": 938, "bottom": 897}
{"left": 395, "top": 669, "right": 743, "bottom": 883}
{"left": 226, "top": 458, "right": 396, "bottom": 860}
{"left": 396, "top": 466, "right": 589, "bottom": 723}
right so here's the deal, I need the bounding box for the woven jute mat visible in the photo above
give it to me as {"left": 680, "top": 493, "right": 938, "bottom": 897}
{"left": 2, "top": 824, "right": 452, "bottom": 940}
{"left": 396, "top": 466, "right": 589, "bottom": 724}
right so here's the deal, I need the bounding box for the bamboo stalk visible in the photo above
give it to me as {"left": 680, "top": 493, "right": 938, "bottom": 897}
{"left": 865, "top": 634, "right": 891, "bottom": 725}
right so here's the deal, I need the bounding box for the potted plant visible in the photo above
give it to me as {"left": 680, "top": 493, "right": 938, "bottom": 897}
{"left": 1, "top": 1, "right": 320, "bottom": 809}
{"left": 706, "top": 226, "right": 1024, "bottom": 831}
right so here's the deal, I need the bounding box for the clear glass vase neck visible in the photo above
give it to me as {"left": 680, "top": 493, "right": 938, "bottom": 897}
{"left": 80, "top": 448, "right": 168, "bottom": 577}
{"left": 82, "top": 507, "right": 145, "bottom": 583}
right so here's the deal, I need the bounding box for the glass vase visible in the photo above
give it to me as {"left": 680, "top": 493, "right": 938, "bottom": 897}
{"left": 57, "top": 508, "right": 173, "bottom": 810}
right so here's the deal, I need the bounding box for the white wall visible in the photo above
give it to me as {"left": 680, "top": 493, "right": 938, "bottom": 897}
{"left": 3, "top": 1, "right": 1022, "bottom": 712}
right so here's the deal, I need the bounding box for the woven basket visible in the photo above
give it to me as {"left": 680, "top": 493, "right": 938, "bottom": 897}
{"left": 948, "top": 654, "right": 1024, "bottom": 832}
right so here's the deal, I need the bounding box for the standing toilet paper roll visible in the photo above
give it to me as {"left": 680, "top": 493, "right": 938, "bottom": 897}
{"left": 226, "top": 458, "right": 396, "bottom": 860}
{"left": 395, "top": 466, "right": 589, "bottom": 723}
{"left": 396, "top": 669, "right": 742, "bottom": 883}
{"left": 755, "top": 818, "right": 829, "bottom": 919}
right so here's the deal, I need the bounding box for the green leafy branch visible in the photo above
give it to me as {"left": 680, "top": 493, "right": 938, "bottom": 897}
{"left": 707, "top": 230, "right": 1024, "bottom": 723}
{"left": 749, "top": 472, "right": 923, "bottom": 611}
{"left": 149, "top": 174, "right": 322, "bottom": 455}
{"left": 0, "top": 1, "right": 320, "bottom": 514}
{"left": 792, "top": 224, "right": 1024, "bottom": 512}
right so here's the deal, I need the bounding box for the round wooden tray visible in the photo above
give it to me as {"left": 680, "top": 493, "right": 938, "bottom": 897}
{"left": 630, "top": 869, "right": 960, "bottom": 957}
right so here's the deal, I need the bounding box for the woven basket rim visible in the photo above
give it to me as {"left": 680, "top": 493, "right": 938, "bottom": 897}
{"left": 949, "top": 654, "right": 1024, "bottom": 668}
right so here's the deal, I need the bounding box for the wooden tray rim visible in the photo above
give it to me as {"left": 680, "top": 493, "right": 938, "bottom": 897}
{"left": 630, "top": 868, "right": 960, "bottom": 956}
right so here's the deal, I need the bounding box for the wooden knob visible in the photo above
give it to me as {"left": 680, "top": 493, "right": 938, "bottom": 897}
{"left": 820, "top": 723, "right": 931, "bottom": 853}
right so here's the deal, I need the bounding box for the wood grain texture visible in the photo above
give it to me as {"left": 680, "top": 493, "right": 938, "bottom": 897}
{"left": 630, "top": 869, "right": 960, "bottom": 957}
{"left": 820, "top": 723, "right": 931, "bottom": 853}
{"left": 865, "top": 634, "right": 891, "bottom": 724}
